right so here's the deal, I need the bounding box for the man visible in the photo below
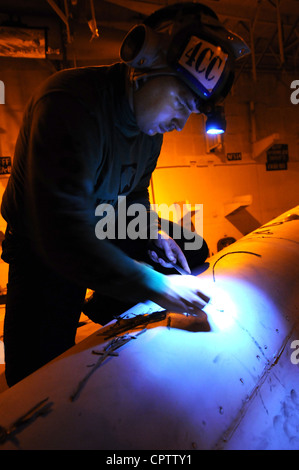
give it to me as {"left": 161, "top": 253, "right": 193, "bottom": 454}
{"left": 1, "top": 3, "right": 249, "bottom": 386}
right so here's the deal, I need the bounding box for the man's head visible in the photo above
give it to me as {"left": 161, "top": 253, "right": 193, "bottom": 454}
{"left": 130, "top": 74, "right": 199, "bottom": 136}
{"left": 121, "top": 2, "right": 250, "bottom": 135}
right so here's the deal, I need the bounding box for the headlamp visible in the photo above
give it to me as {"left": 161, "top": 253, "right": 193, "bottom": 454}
{"left": 205, "top": 105, "right": 227, "bottom": 135}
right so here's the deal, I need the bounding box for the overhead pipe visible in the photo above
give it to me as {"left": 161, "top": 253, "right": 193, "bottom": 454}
{"left": 276, "top": 0, "right": 285, "bottom": 65}
{"left": 249, "top": 0, "right": 263, "bottom": 82}
{"left": 47, "top": 0, "right": 72, "bottom": 44}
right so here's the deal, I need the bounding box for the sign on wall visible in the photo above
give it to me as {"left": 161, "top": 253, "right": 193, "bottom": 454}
{"left": 227, "top": 152, "right": 242, "bottom": 161}
{"left": 0, "top": 157, "right": 11, "bottom": 175}
{"left": 266, "top": 144, "right": 288, "bottom": 171}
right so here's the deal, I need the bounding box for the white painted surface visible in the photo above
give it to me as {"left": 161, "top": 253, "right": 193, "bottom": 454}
{"left": 0, "top": 207, "right": 298, "bottom": 450}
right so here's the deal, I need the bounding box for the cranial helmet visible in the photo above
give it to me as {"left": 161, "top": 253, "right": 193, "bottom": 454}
{"left": 120, "top": 2, "right": 250, "bottom": 115}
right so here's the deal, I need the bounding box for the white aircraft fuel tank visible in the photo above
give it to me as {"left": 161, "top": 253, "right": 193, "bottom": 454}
{"left": 0, "top": 206, "right": 299, "bottom": 450}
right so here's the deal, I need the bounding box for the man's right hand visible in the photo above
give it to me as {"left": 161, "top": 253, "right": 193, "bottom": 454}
{"left": 152, "top": 274, "right": 210, "bottom": 318}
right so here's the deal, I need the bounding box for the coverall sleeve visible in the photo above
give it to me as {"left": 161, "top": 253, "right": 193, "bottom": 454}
{"left": 126, "top": 136, "right": 163, "bottom": 238}
{"left": 26, "top": 92, "right": 167, "bottom": 302}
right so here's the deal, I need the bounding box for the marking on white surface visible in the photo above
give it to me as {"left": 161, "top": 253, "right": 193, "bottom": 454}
{"left": 214, "top": 326, "right": 297, "bottom": 449}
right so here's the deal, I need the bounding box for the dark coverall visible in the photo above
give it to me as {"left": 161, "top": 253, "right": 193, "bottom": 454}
{"left": 1, "top": 63, "right": 208, "bottom": 386}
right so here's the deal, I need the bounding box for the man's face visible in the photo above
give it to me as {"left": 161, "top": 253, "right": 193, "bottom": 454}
{"left": 132, "top": 75, "right": 200, "bottom": 136}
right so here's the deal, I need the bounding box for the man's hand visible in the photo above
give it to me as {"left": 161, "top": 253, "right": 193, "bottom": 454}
{"left": 148, "top": 230, "right": 191, "bottom": 273}
{"left": 152, "top": 274, "right": 210, "bottom": 319}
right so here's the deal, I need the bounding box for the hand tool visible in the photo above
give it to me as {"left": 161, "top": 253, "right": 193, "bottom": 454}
{"left": 150, "top": 243, "right": 211, "bottom": 305}
{"left": 149, "top": 243, "right": 192, "bottom": 275}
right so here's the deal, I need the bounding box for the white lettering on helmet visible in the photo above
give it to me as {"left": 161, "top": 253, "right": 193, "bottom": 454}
{"left": 178, "top": 36, "right": 228, "bottom": 96}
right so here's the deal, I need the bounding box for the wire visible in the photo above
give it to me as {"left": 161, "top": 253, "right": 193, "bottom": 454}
{"left": 212, "top": 250, "right": 262, "bottom": 282}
